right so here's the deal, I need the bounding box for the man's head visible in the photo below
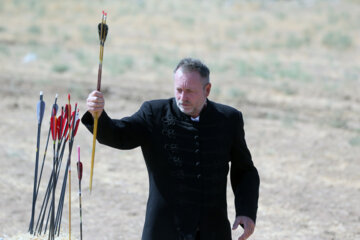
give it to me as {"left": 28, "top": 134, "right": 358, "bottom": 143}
{"left": 173, "top": 58, "right": 211, "bottom": 118}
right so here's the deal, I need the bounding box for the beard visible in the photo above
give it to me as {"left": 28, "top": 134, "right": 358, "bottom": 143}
{"left": 175, "top": 99, "right": 194, "bottom": 116}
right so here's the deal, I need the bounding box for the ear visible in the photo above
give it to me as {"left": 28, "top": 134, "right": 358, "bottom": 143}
{"left": 205, "top": 83, "right": 211, "bottom": 97}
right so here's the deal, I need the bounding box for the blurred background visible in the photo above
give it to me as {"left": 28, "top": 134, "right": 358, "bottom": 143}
{"left": 0, "top": 0, "right": 359, "bottom": 239}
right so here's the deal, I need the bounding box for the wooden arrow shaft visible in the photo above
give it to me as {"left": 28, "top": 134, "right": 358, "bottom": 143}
{"left": 90, "top": 11, "right": 107, "bottom": 192}
{"left": 89, "top": 114, "right": 98, "bottom": 192}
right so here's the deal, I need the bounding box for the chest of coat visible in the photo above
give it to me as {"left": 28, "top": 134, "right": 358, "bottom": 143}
{"left": 149, "top": 114, "right": 230, "bottom": 186}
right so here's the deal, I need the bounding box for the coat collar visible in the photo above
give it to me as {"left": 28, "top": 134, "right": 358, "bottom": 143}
{"left": 171, "top": 98, "right": 212, "bottom": 124}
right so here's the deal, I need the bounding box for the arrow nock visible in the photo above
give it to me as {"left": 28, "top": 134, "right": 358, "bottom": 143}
{"left": 98, "top": 11, "right": 108, "bottom": 45}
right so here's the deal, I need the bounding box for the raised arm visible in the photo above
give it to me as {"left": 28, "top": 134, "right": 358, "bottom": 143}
{"left": 82, "top": 91, "right": 152, "bottom": 150}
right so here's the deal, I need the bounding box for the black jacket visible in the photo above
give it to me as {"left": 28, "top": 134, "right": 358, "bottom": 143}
{"left": 82, "top": 98, "right": 259, "bottom": 240}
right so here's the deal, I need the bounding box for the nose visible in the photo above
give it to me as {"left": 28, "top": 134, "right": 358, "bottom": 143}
{"left": 180, "top": 91, "right": 188, "bottom": 101}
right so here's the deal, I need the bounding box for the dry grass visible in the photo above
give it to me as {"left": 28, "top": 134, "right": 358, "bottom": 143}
{"left": 5, "top": 233, "right": 72, "bottom": 240}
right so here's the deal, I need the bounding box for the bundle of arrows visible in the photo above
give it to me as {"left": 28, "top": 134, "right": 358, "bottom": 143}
{"left": 28, "top": 92, "right": 81, "bottom": 240}
{"left": 27, "top": 10, "right": 108, "bottom": 240}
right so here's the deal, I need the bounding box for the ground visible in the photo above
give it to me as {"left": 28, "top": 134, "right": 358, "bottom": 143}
{"left": 0, "top": 0, "right": 359, "bottom": 239}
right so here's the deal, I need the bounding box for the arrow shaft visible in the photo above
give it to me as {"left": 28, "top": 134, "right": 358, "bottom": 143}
{"left": 78, "top": 181, "right": 83, "bottom": 240}
{"left": 35, "top": 126, "right": 51, "bottom": 199}
{"left": 50, "top": 141, "right": 56, "bottom": 239}
{"left": 89, "top": 115, "right": 98, "bottom": 192}
{"left": 69, "top": 166, "right": 71, "bottom": 240}
{"left": 29, "top": 122, "right": 42, "bottom": 233}
{"left": 97, "top": 63, "right": 102, "bottom": 91}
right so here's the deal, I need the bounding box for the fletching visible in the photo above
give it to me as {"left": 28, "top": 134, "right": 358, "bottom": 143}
{"left": 69, "top": 103, "right": 78, "bottom": 138}
{"left": 59, "top": 107, "right": 65, "bottom": 138}
{"left": 37, "top": 91, "right": 46, "bottom": 124}
{"left": 77, "top": 162, "right": 83, "bottom": 181}
{"left": 61, "top": 107, "right": 69, "bottom": 140}
{"left": 52, "top": 94, "right": 58, "bottom": 116}
{"left": 50, "top": 108, "right": 57, "bottom": 141}
{"left": 77, "top": 146, "right": 82, "bottom": 180}
{"left": 73, "top": 109, "right": 80, "bottom": 137}
{"left": 64, "top": 104, "right": 69, "bottom": 119}
{"left": 64, "top": 109, "right": 76, "bottom": 141}
{"left": 98, "top": 11, "right": 108, "bottom": 44}
{"left": 71, "top": 111, "right": 76, "bottom": 126}
{"left": 98, "top": 23, "right": 108, "bottom": 43}
{"left": 56, "top": 114, "right": 63, "bottom": 141}
{"left": 67, "top": 95, "right": 72, "bottom": 139}
{"left": 66, "top": 104, "right": 71, "bottom": 122}
{"left": 62, "top": 120, "right": 69, "bottom": 140}
{"left": 64, "top": 104, "right": 71, "bottom": 132}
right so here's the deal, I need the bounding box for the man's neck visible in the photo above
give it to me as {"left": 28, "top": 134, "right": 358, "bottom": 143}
{"left": 191, "top": 100, "right": 207, "bottom": 119}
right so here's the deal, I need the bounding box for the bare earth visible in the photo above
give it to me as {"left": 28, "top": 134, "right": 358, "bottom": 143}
{"left": 0, "top": 1, "right": 359, "bottom": 239}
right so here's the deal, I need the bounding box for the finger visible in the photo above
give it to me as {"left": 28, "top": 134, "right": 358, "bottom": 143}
{"left": 87, "top": 103, "right": 104, "bottom": 112}
{"left": 88, "top": 105, "right": 104, "bottom": 113}
{"left": 87, "top": 97, "right": 104, "bottom": 104}
{"left": 87, "top": 97, "right": 104, "bottom": 107}
{"left": 94, "top": 92, "right": 104, "bottom": 99}
{"left": 238, "top": 221, "right": 254, "bottom": 240}
{"left": 88, "top": 91, "right": 103, "bottom": 101}
{"left": 90, "top": 90, "right": 103, "bottom": 96}
{"left": 238, "top": 230, "right": 250, "bottom": 240}
{"left": 88, "top": 105, "right": 104, "bottom": 112}
{"left": 88, "top": 92, "right": 104, "bottom": 101}
{"left": 232, "top": 218, "right": 241, "bottom": 230}
{"left": 87, "top": 95, "right": 105, "bottom": 108}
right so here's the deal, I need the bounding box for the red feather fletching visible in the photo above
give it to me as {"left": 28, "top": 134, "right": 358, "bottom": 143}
{"left": 56, "top": 115, "right": 62, "bottom": 140}
{"left": 50, "top": 116, "right": 57, "bottom": 141}
{"left": 77, "top": 161, "right": 83, "bottom": 180}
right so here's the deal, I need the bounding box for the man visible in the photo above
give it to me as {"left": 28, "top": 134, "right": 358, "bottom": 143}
{"left": 82, "top": 58, "right": 260, "bottom": 240}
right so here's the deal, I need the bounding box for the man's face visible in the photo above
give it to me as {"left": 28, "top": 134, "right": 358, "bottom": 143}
{"left": 174, "top": 69, "right": 211, "bottom": 118}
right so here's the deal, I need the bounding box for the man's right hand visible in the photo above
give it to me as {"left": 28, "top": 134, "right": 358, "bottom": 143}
{"left": 87, "top": 90, "right": 105, "bottom": 118}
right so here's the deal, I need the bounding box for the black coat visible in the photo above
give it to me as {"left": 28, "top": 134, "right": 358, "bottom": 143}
{"left": 82, "top": 98, "right": 259, "bottom": 240}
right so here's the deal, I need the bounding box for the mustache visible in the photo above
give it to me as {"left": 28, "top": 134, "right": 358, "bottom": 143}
{"left": 177, "top": 100, "right": 191, "bottom": 105}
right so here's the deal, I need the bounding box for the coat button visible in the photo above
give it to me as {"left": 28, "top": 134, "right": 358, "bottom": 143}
{"left": 195, "top": 141, "right": 200, "bottom": 147}
{"left": 194, "top": 149, "right": 200, "bottom": 154}
{"left": 194, "top": 135, "right": 199, "bottom": 140}
{"left": 197, "top": 174, "right": 201, "bottom": 179}
{"left": 195, "top": 161, "right": 200, "bottom": 166}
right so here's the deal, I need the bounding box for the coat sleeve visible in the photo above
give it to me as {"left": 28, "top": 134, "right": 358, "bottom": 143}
{"left": 230, "top": 111, "right": 260, "bottom": 223}
{"left": 81, "top": 101, "right": 152, "bottom": 150}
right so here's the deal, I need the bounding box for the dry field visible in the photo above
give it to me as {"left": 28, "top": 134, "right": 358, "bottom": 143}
{"left": 0, "top": 0, "right": 359, "bottom": 239}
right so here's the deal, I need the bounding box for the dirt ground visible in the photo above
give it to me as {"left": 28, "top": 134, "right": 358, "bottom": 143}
{"left": 0, "top": 0, "right": 359, "bottom": 239}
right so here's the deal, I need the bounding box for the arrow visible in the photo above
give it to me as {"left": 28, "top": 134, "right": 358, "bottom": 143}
{"left": 54, "top": 101, "right": 80, "bottom": 237}
{"left": 35, "top": 94, "right": 58, "bottom": 204}
{"left": 33, "top": 97, "right": 79, "bottom": 237}
{"left": 90, "top": 10, "right": 109, "bottom": 193}
{"left": 68, "top": 95, "right": 72, "bottom": 240}
{"left": 77, "top": 146, "right": 83, "bottom": 240}
{"left": 34, "top": 105, "right": 66, "bottom": 236}
{"left": 29, "top": 91, "right": 46, "bottom": 234}
{"left": 50, "top": 106, "right": 57, "bottom": 240}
